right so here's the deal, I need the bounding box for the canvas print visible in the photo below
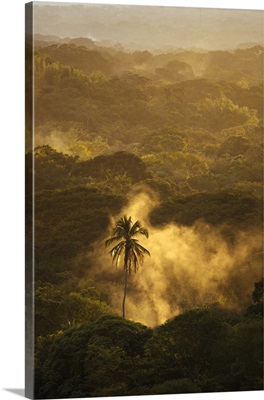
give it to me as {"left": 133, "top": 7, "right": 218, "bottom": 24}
{"left": 25, "top": 1, "right": 263, "bottom": 398}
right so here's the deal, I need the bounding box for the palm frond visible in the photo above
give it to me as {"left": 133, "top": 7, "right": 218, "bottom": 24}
{"left": 116, "top": 215, "right": 132, "bottom": 232}
{"left": 134, "top": 242, "right": 151, "bottom": 257}
{"left": 138, "top": 227, "right": 149, "bottom": 238}
{"left": 130, "top": 247, "right": 141, "bottom": 272}
{"left": 110, "top": 241, "right": 125, "bottom": 266}
{"left": 105, "top": 235, "right": 123, "bottom": 247}
{"left": 112, "top": 227, "right": 127, "bottom": 240}
{"left": 130, "top": 220, "right": 149, "bottom": 238}
{"left": 111, "top": 215, "right": 132, "bottom": 240}
{"left": 105, "top": 215, "right": 150, "bottom": 274}
{"left": 127, "top": 257, "right": 132, "bottom": 274}
{"left": 130, "top": 220, "right": 142, "bottom": 236}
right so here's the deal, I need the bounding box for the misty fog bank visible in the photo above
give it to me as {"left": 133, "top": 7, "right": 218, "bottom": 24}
{"left": 34, "top": 3, "right": 263, "bottom": 51}
{"left": 87, "top": 192, "right": 263, "bottom": 327}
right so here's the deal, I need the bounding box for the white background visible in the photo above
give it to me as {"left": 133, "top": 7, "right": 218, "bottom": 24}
{"left": 0, "top": 0, "right": 263, "bottom": 399}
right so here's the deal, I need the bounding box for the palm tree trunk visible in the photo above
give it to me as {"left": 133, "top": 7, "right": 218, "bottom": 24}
{"left": 122, "top": 264, "right": 128, "bottom": 319}
{"left": 122, "top": 248, "right": 129, "bottom": 319}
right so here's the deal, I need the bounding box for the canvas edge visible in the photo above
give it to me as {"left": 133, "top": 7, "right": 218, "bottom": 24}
{"left": 25, "top": 2, "right": 35, "bottom": 399}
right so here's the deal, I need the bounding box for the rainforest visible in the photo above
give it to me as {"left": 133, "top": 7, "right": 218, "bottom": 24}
{"left": 26, "top": 6, "right": 263, "bottom": 396}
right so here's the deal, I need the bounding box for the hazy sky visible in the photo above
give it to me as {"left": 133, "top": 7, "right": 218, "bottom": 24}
{"left": 33, "top": 2, "right": 263, "bottom": 50}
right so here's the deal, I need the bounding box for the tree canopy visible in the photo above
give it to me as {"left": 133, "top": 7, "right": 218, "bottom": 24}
{"left": 27, "top": 35, "right": 263, "bottom": 398}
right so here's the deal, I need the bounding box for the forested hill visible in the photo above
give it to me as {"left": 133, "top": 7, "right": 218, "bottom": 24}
{"left": 34, "top": 38, "right": 263, "bottom": 81}
{"left": 26, "top": 36, "right": 263, "bottom": 396}
{"left": 32, "top": 41, "right": 263, "bottom": 144}
{"left": 27, "top": 35, "right": 263, "bottom": 295}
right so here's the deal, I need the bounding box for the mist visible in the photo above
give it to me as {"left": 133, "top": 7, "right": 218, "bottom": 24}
{"left": 87, "top": 190, "right": 263, "bottom": 327}
{"left": 34, "top": 3, "right": 263, "bottom": 51}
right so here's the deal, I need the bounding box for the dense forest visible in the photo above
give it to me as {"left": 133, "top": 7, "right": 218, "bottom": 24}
{"left": 26, "top": 32, "right": 263, "bottom": 397}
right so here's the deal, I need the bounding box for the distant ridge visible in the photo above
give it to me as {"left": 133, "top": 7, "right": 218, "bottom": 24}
{"left": 238, "top": 42, "right": 262, "bottom": 49}
{"left": 34, "top": 34, "right": 96, "bottom": 49}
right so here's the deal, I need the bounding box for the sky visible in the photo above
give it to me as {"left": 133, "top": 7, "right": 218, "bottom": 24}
{"left": 0, "top": 0, "right": 263, "bottom": 399}
{"left": 32, "top": 1, "right": 263, "bottom": 50}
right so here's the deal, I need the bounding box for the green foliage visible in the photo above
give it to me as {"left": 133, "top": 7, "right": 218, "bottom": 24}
{"left": 35, "top": 306, "right": 263, "bottom": 397}
{"left": 150, "top": 189, "right": 263, "bottom": 231}
{"left": 147, "top": 379, "right": 200, "bottom": 394}
{"left": 35, "top": 316, "right": 152, "bottom": 398}
{"left": 33, "top": 145, "right": 77, "bottom": 190}
{"left": 147, "top": 307, "right": 232, "bottom": 382}
{"left": 37, "top": 44, "right": 113, "bottom": 76}
{"left": 142, "top": 151, "right": 208, "bottom": 183}
{"left": 35, "top": 186, "right": 125, "bottom": 282}
{"left": 33, "top": 47, "right": 262, "bottom": 137}
{"left": 35, "top": 282, "right": 116, "bottom": 336}
{"left": 141, "top": 130, "right": 188, "bottom": 154}
{"left": 218, "top": 135, "right": 250, "bottom": 157}
{"left": 246, "top": 277, "right": 264, "bottom": 316}
{"left": 72, "top": 151, "right": 149, "bottom": 183}
{"left": 143, "top": 177, "right": 177, "bottom": 200}
{"left": 30, "top": 39, "right": 263, "bottom": 397}
{"left": 252, "top": 277, "right": 264, "bottom": 303}
{"left": 146, "top": 306, "right": 263, "bottom": 392}
{"left": 155, "top": 59, "right": 194, "bottom": 82}
{"left": 194, "top": 93, "right": 257, "bottom": 131}
{"left": 226, "top": 318, "right": 263, "bottom": 390}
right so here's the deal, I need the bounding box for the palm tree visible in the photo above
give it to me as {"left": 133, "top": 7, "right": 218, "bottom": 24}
{"left": 105, "top": 215, "right": 150, "bottom": 319}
